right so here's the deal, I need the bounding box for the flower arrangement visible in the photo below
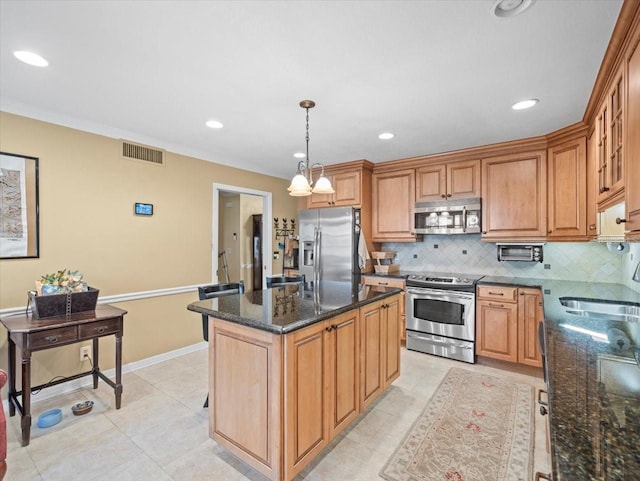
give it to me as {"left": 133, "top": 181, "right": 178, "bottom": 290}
{"left": 36, "top": 269, "right": 89, "bottom": 295}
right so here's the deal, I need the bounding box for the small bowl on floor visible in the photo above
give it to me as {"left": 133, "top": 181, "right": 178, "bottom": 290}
{"left": 37, "top": 408, "right": 62, "bottom": 428}
{"left": 71, "top": 400, "right": 94, "bottom": 416}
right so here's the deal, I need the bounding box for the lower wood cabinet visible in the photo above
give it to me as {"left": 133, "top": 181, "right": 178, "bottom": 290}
{"left": 361, "top": 275, "right": 406, "bottom": 344}
{"left": 209, "top": 295, "right": 401, "bottom": 481}
{"left": 285, "top": 309, "right": 360, "bottom": 478}
{"left": 476, "top": 285, "right": 543, "bottom": 367}
{"left": 359, "top": 295, "right": 401, "bottom": 411}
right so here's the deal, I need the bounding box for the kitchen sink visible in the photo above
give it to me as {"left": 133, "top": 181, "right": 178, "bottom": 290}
{"left": 560, "top": 298, "right": 640, "bottom": 322}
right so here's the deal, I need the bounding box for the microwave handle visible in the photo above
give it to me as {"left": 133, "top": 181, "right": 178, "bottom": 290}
{"left": 462, "top": 206, "right": 466, "bottom": 233}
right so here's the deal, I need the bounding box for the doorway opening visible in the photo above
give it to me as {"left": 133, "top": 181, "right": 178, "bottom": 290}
{"left": 213, "top": 183, "right": 272, "bottom": 291}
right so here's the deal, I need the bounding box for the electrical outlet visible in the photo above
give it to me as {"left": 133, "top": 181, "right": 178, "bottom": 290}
{"left": 80, "top": 346, "right": 91, "bottom": 362}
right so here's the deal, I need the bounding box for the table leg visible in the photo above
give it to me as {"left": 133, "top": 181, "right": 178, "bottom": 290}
{"left": 115, "top": 333, "right": 122, "bottom": 409}
{"left": 21, "top": 349, "right": 32, "bottom": 447}
{"left": 92, "top": 337, "right": 99, "bottom": 389}
{"left": 8, "top": 338, "right": 16, "bottom": 416}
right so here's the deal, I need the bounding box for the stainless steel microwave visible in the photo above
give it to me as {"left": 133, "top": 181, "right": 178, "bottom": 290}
{"left": 414, "top": 197, "right": 481, "bottom": 235}
{"left": 496, "top": 243, "right": 544, "bottom": 263}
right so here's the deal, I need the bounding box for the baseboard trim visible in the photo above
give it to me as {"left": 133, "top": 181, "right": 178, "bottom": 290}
{"left": 2, "top": 341, "right": 207, "bottom": 411}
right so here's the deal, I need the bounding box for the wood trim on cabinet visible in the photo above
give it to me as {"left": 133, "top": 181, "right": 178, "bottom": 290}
{"left": 583, "top": 0, "right": 640, "bottom": 124}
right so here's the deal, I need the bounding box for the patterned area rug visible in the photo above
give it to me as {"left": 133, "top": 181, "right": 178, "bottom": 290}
{"left": 380, "top": 367, "right": 534, "bottom": 481}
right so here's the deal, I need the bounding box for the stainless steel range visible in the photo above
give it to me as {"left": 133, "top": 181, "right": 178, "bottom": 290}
{"left": 405, "top": 272, "right": 484, "bottom": 363}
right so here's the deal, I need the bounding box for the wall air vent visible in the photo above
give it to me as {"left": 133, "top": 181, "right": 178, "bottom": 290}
{"left": 121, "top": 141, "right": 165, "bottom": 166}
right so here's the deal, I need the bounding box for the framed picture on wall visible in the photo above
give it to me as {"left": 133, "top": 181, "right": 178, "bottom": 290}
{"left": 0, "top": 152, "right": 40, "bottom": 259}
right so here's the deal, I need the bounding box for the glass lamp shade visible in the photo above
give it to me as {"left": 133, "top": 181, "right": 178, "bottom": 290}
{"left": 312, "top": 175, "right": 335, "bottom": 194}
{"left": 288, "top": 173, "right": 312, "bottom": 196}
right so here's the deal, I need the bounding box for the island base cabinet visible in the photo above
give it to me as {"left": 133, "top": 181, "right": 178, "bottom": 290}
{"left": 209, "top": 319, "right": 283, "bottom": 481}
{"left": 284, "top": 309, "right": 361, "bottom": 480}
{"left": 209, "top": 296, "right": 400, "bottom": 481}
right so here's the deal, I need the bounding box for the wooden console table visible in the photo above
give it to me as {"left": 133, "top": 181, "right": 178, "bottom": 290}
{"left": 0, "top": 304, "right": 127, "bottom": 446}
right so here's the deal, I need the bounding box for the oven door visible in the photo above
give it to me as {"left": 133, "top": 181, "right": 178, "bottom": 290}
{"left": 406, "top": 287, "right": 475, "bottom": 341}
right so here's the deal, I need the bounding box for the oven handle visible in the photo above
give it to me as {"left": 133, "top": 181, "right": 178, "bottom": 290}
{"left": 407, "top": 332, "right": 474, "bottom": 349}
{"left": 406, "top": 287, "right": 474, "bottom": 301}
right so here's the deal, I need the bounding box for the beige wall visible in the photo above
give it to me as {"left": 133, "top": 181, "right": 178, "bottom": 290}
{"left": 0, "top": 112, "right": 298, "bottom": 383}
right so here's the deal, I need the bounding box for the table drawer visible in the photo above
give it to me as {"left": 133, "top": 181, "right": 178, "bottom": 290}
{"left": 30, "top": 326, "right": 78, "bottom": 349}
{"left": 477, "top": 285, "right": 518, "bottom": 302}
{"left": 79, "top": 318, "right": 120, "bottom": 339}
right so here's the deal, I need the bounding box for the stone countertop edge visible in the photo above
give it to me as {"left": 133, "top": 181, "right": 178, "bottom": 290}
{"left": 187, "top": 287, "right": 402, "bottom": 335}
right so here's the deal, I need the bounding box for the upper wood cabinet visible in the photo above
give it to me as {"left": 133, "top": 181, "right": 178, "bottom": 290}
{"left": 372, "top": 169, "right": 417, "bottom": 242}
{"left": 597, "top": 66, "right": 626, "bottom": 208}
{"left": 625, "top": 21, "right": 640, "bottom": 237}
{"left": 416, "top": 159, "right": 480, "bottom": 202}
{"left": 305, "top": 170, "right": 361, "bottom": 209}
{"left": 547, "top": 137, "right": 588, "bottom": 239}
{"left": 481, "top": 151, "right": 547, "bottom": 240}
{"left": 299, "top": 160, "right": 372, "bottom": 210}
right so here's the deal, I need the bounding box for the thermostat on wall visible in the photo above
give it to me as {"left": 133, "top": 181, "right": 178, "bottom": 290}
{"left": 134, "top": 202, "right": 153, "bottom": 216}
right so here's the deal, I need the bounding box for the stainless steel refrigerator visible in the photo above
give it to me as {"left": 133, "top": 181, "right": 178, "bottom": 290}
{"left": 298, "top": 207, "right": 361, "bottom": 282}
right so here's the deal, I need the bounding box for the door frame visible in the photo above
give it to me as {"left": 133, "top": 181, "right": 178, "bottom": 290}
{"left": 212, "top": 183, "right": 272, "bottom": 287}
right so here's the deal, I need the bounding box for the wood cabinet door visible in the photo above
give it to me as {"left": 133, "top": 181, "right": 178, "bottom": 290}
{"left": 285, "top": 321, "right": 328, "bottom": 479}
{"left": 382, "top": 295, "right": 401, "bottom": 388}
{"left": 359, "top": 300, "right": 383, "bottom": 410}
{"left": 476, "top": 300, "right": 518, "bottom": 362}
{"left": 447, "top": 159, "right": 481, "bottom": 199}
{"left": 326, "top": 310, "right": 360, "bottom": 439}
{"left": 416, "top": 164, "right": 446, "bottom": 201}
{"left": 305, "top": 169, "right": 362, "bottom": 209}
{"left": 372, "top": 169, "right": 416, "bottom": 241}
{"left": 517, "top": 288, "right": 543, "bottom": 367}
{"left": 626, "top": 26, "right": 640, "bottom": 236}
{"left": 332, "top": 170, "right": 361, "bottom": 206}
{"left": 481, "top": 151, "right": 547, "bottom": 239}
{"left": 547, "top": 137, "right": 587, "bottom": 239}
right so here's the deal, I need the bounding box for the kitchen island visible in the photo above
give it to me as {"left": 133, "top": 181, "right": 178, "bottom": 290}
{"left": 187, "top": 280, "right": 402, "bottom": 481}
{"left": 479, "top": 276, "right": 640, "bottom": 480}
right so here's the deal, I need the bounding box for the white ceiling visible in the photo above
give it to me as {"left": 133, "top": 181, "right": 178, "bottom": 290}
{"left": 0, "top": 1, "right": 623, "bottom": 180}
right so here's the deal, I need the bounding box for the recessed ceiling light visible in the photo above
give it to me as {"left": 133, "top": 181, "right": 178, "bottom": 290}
{"left": 205, "top": 120, "right": 223, "bottom": 129}
{"left": 491, "top": 0, "right": 535, "bottom": 18}
{"left": 512, "top": 99, "right": 539, "bottom": 110}
{"left": 293, "top": 152, "right": 305, "bottom": 159}
{"left": 13, "top": 50, "right": 48, "bottom": 67}
{"left": 378, "top": 132, "right": 395, "bottom": 140}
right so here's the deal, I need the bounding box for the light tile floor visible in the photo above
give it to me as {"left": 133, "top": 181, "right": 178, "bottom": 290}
{"left": 6, "top": 347, "right": 551, "bottom": 481}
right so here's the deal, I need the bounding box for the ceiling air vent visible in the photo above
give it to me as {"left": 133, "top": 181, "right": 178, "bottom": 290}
{"left": 121, "top": 141, "right": 164, "bottom": 166}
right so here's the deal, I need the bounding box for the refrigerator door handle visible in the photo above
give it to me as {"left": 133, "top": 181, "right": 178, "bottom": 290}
{"left": 314, "top": 227, "right": 320, "bottom": 281}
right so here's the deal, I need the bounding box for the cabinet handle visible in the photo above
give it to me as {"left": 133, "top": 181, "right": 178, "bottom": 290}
{"left": 615, "top": 217, "right": 626, "bottom": 224}
{"left": 488, "top": 292, "right": 504, "bottom": 296}
{"left": 520, "top": 292, "right": 525, "bottom": 296}
{"left": 547, "top": 230, "right": 552, "bottom": 234}
{"left": 534, "top": 473, "right": 551, "bottom": 481}
{"left": 599, "top": 187, "right": 610, "bottom": 193}
{"left": 97, "top": 326, "right": 107, "bottom": 334}
{"left": 446, "top": 193, "right": 452, "bottom": 198}
{"left": 379, "top": 282, "right": 388, "bottom": 286}
{"left": 326, "top": 326, "right": 334, "bottom": 332}
{"left": 441, "top": 194, "right": 446, "bottom": 198}
{"left": 45, "top": 335, "right": 59, "bottom": 343}
{"left": 589, "top": 224, "right": 596, "bottom": 230}
{"left": 482, "top": 231, "right": 487, "bottom": 234}
{"left": 488, "top": 303, "right": 504, "bottom": 307}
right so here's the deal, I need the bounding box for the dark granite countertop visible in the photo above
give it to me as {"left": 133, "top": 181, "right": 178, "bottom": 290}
{"left": 480, "top": 276, "right": 640, "bottom": 480}
{"left": 187, "top": 280, "right": 401, "bottom": 334}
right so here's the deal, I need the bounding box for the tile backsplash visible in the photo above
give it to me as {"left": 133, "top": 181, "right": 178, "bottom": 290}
{"left": 383, "top": 236, "right": 640, "bottom": 292}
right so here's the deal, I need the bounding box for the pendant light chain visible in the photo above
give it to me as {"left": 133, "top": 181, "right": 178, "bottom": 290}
{"left": 305, "top": 107, "right": 310, "bottom": 164}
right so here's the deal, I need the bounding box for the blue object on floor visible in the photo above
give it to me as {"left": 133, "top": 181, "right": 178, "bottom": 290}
{"left": 37, "top": 408, "right": 62, "bottom": 428}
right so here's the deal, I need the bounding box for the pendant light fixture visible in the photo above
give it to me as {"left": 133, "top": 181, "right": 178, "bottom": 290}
{"left": 288, "top": 100, "right": 334, "bottom": 197}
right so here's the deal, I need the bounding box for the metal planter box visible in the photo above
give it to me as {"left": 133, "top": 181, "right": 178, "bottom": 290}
{"left": 29, "top": 287, "right": 99, "bottom": 319}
